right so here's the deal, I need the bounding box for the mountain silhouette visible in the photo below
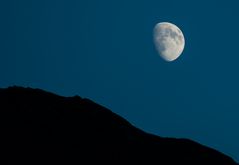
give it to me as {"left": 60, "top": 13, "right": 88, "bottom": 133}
{"left": 0, "top": 86, "right": 237, "bottom": 164}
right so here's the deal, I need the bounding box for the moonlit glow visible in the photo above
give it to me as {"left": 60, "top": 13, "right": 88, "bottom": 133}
{"left": 153, "top": 22, "right": 185, "bottom": 61}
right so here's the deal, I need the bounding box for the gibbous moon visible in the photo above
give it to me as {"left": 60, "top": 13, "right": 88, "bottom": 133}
{"left": 153, "top": 22, "right": 185, "bottom": 62}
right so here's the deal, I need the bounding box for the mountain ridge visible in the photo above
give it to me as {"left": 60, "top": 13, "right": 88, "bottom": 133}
{"left": 0, "top": 86, "right": 237, "bottom": 164}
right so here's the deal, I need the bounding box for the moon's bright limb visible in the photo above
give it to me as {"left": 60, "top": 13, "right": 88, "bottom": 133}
{"left": 153, "top": 22, "right": 185, "bottom": 62}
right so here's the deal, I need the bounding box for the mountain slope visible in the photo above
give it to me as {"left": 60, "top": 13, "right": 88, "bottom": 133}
{"left": 0, "top": 86, "right": 237, "bottom": 164}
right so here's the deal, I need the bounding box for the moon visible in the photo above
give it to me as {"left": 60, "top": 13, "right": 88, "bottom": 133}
{"left": 153, "top": 22, "right": 185, "bottom": 62}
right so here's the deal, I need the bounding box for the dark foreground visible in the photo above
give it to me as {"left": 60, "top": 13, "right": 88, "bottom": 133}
{"left": 0, "top": 87, "right": 237, "bottom": 164}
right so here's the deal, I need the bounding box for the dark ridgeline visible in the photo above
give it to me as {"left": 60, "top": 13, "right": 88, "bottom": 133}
{"left": 0, "top": 87, "right": 237, "bottom": 164}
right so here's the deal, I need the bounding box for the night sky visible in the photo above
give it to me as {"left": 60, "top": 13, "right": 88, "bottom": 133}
{"left": 0, "top": 0, "right": 238, "bottom": 161}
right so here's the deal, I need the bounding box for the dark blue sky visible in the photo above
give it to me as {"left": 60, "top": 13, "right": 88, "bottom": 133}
{"left": 0, "top": 0, "right": 238, "bottom": 161}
